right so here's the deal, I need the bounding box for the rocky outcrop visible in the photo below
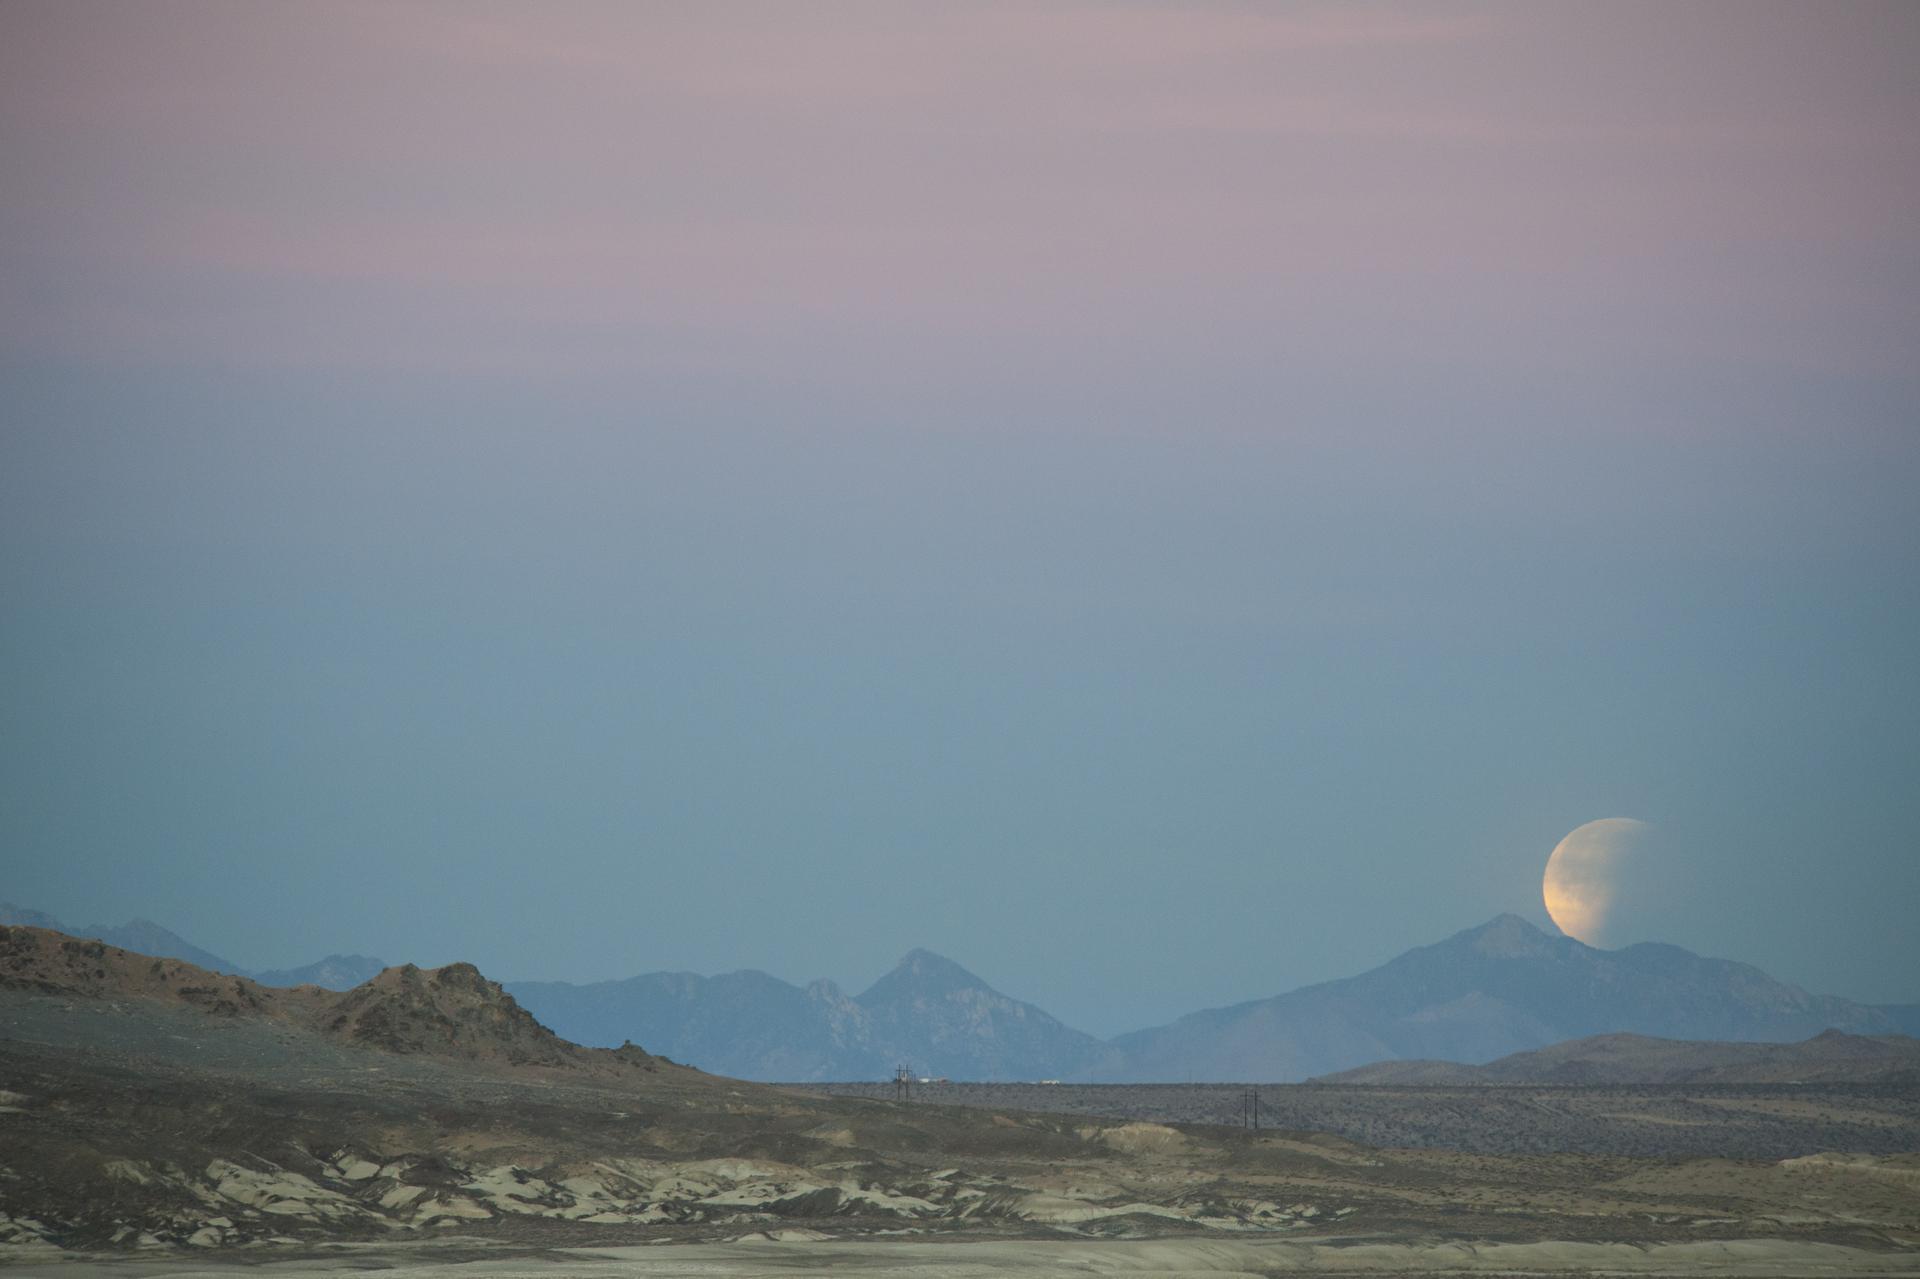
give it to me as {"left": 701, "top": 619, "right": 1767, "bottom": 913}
{"left": 324, "top": 962, "right": 585, "bottom": 1067}
{"left": 0, "top": 925, "right": 652, "bottom": 1074}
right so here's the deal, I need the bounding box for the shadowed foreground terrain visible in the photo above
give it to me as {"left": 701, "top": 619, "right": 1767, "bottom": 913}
{"left": 4, "top": 926, "right": 1918, "bottom": 1276}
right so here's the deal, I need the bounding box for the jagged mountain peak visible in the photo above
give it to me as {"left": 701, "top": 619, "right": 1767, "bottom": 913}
{"left": 1466, "top": 912, "right": 1544, "bottom": 936}
{"left": 858, "top": 948, "right": 993, "bottom": 1006}
{"left": 254, "top": 953, "right": 389, "bottom": 990}
{"left": 1452, "top": 913, "right": 1561, "bottom": 958}
{"left": 901, "top": 947, "right": 982, "bottom": 976}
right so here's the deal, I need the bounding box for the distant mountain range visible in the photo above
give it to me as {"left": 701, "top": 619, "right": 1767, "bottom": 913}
{"left": 0, "top": 902, "right": 385, "bottom": 992}
{"left": 1094, "top": 914, "right": 1903, "bottom": 1082}
{"left": 507, "top": 914, "right": 1904, "bottom": 1083}
{"left": 507, "top": 949, "right": 1106, "bottom": 1082}
{"left": 3, "top": 900, "right": 1910, "bottom": 1082}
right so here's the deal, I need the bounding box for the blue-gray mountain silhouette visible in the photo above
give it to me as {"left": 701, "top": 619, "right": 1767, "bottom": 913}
{"left": 1095, "top": 914, "right": 1900, "bottom": 1081}
{"left": 254, "top": 954, "right": 390, "bottom": 990}
{"left": 513, "top": 918, "right": 1899, "bottom": 1082}
{"left": 509, "top": 948, "right": 1105, "bottom": 1081}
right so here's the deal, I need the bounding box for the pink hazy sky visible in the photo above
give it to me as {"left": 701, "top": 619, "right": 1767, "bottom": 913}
{"left": 4, "top": 1, "right": 1915, "bottom": 390}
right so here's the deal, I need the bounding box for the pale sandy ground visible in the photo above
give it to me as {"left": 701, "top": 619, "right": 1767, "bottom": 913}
{"left": 31, "top": 1236, "right": 1920, "bottom": 1279}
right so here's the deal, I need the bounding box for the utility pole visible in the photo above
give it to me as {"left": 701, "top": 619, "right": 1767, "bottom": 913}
{"left": 893, "top": 1065, "right": 912, "bottom": 1103}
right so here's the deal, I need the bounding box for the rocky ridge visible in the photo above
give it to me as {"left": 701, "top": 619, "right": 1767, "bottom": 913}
{"left": 0, "top": 901, "right": 386, "bottom": 991}
{"left": 0, "top": 925, "right": 653, "bottom": 1075}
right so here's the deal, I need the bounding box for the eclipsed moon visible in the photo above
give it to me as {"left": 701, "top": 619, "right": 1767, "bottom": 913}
{"left": 1542, "top": 817, "right": 1651, "bottom": 947}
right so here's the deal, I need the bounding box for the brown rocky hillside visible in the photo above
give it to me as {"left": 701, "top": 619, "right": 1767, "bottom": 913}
{"left": 0, "top": 925, "right": 314, "bottom": 1017}
{"left": 0, "top": 924, "right": 654, "bottom": 1075}
{"left": 324, "top": 960, "right": 588, "bottom": 1066}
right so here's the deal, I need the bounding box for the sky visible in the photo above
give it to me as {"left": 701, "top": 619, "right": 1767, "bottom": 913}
{"left": 2, "top": 1, "right": 1916, "bottom": 1038}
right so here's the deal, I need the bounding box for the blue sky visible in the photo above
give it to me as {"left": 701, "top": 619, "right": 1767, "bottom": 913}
{"left": 3, "top": 2, "right": 1916, "bottom": 1035}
